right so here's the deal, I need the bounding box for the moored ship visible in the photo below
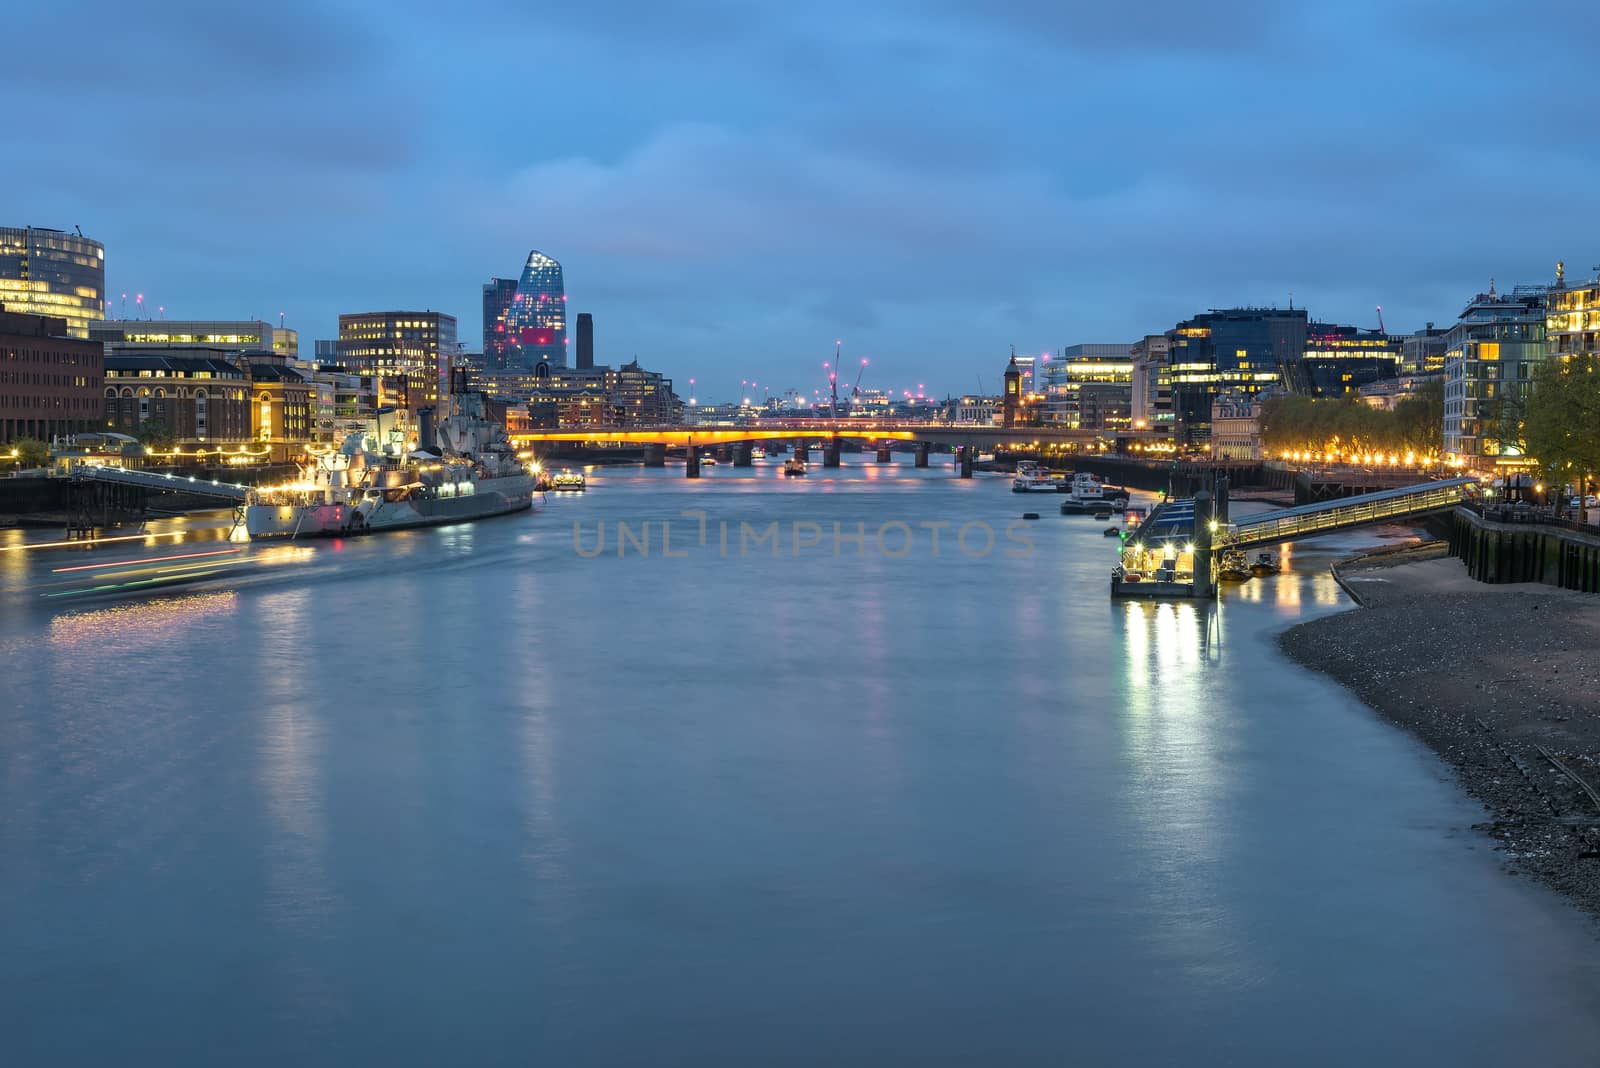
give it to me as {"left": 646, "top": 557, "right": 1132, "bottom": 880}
{"left": 245, "top": 375, "right": 538, "bottom": 539}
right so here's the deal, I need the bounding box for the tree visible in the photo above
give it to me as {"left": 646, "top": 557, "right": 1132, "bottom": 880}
{"left": 1392, "top": 377, "right": 1443, "bottom": 455}
{"left": 135, "top": 418, "right": 177, "bottom": 450}
{"left": 7, "top": 437, "right": 50, "bottom": 468}
{"left": 1524, "top": 354, "right": 1600, "bottom": 495}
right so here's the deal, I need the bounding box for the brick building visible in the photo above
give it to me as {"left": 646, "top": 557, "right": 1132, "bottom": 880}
{"left": 0, "top": 308, "right": 104, "bottom": 442}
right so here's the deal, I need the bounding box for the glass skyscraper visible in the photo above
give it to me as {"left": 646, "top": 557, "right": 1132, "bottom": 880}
{"left": 505, "top": 251, "right": 566, "bottom": 370}
{"left": 0, "top": 226, "right": 105, "bottom": 338}
{"left": 481, "top": 277, "right": 518, "bottom": 369}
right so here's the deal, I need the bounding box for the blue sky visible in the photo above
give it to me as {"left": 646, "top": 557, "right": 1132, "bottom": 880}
{"left": 9, "top": 0, "right": 1596, "bottom": 401}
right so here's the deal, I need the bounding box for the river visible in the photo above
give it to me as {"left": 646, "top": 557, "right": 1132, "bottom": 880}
{"left": 2, "top": 459, "right": 1597, "bottom": 1065}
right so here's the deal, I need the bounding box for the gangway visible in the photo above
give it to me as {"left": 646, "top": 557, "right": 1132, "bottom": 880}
{"left": 1217, "top": 476, "right": 1479, "bottom": 550}
{"left": 73, "top": 464, "right": 252, "bottom": 502}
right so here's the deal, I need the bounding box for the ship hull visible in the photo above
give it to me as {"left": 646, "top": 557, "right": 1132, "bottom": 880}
{"left": 247, "top": 475, "right": 537, "bottom": 540}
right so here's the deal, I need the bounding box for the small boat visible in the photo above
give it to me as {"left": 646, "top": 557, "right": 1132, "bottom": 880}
{"left": 1059, "top": 472, "right": 1130, "bottom": 513}
{"left": 551, "top": 469, "right": 586, "bottom": 491}
{"left": 1249, "top": 551, "right": 1280, "bottom": 577}
{"left": 783, "top": 457, "right": 807, "bottom": 477}
{"left": 1217, "top": 550, "right": 1250, "bottom": 582}
{"left": 1103, "top": 525, "right": 1122, "bottom": 537}
{"left": 700, "top": 455, "right": 718, "bottom": 466}
{"left": 1022, "top": 512, "right": 1041, "bottom": 520}
{"left": 1011, "top": 460, "right": 1060, "bottom": 493}
{"left": 1092, "top": 509, "right": 1113, "bottom": 521}
{"left": 751, "top": 447, "right": 766, "bottom": 460}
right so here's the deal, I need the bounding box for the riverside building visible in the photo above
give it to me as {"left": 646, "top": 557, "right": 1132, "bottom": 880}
{"left": 0, "top": 309, "right": 104, "bottom": 442}
{"left": 92, "top": 319, "right": 298, "bottom": 360}
{"left": 1166, "top": 307, "right": 1306, "bottom": 448}
{"left": 1441, "top": 283, "right": 1548, "bottom": 466}
{"left": 336, "top": 311, "right": 457, "bottom": 415}
{"left": 1547, "top": 263, "right": 1600, "bottom": 363}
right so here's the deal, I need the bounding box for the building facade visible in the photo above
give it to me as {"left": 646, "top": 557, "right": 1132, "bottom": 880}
{"left": 237, "top": 353, "right": 314, "bottom": 444}
{"left": 1166, "top": 307, "right": 1306, "bottom": 447}
{"left": 479, "top": 359, "right": 679, "bottom": 429}
{"left": 336, "top": 311, "right": 457, "bottom": 414}
{"left": 1287, "top": 325, "right": 1403, "bottom": 397}
{"left": 1130, "top": 334, "right": 1172, "bottom": 433}
{"left": 481, "top": 278, "right": 518, "bottom": 369}
{"left": 1547, "top": 266, "right": 1600, "bottom": 363}
{"left": 505, "top": 251, "right": 566, "bottom": 370}
{"left": 1041, "top": 343, "right": 1133, "bottom": 429}
{"left": 0, "top": 310, "right": 104, "bottom": 442}
{"left": 103, "top": 351, "right": 253, "bottom": 445}
{"left": 91, "top": 319, "right": 298, "bottom": 359}
{"left": 0, "top": 226, "right": 105, "bottom": 339}
{"left": 1210, "top": 391, "right": 1264, "bottom": 461}
{"left": 1441, "top": 285, "right": 1547, "bottom": 465}
{"left": 1401, "top": 325, "right": 1448, "bottom": 373}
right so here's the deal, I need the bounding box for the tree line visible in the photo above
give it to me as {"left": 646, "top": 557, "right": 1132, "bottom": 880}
{"left": 1258, "top": 378, "right": 1443, "bottom": 459}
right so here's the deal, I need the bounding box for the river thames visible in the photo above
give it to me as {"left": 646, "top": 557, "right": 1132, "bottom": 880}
{"left": 3, "top": 460, "right": 1598, "bottom": 1065}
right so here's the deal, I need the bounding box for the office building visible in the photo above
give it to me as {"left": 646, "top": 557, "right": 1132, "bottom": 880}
{"left": 1441, "top": 283, "right": 1547, "bottom": 464}
{"left": 482, "top": 278, "right": 518, "bottom": 369}
{"left": 1286, "top": 325, "right": 1403, "bottom": 397}
{"left": 103, "top": 349, "right": 252, "bottom": 444}
{"left": 505, "top": 251, "right": 566, "bottom": 370}
{"left": 336, "top": 311, "right": 457, "bottom": 413}
{"left": 576, "top": 312, "right": 594, "bottom": 370}
{"left": 1402, "top": 324, "right": 1449, "bottom": 374}
{"left": 91, "top": 319, "right": 298, "bottom": 359}
{"left": 1130, "top": 334, "right": 1172, "bottom": 432}
{"left": 0, "top": 226, "right": 105, "bottom": 338}
{"left": 236, "top": 352, "right": 314, "bottom": 444}
{"left": 1166, "top": 307, "right": 1306, "bottom": 447}
{"left": 1041, "top": 343, "right": 1133, "bottom": 429}
{"left": 0, "top": 309, "right": 104, "bottom": 442}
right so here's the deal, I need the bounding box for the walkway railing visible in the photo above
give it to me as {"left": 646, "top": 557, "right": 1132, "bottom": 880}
{"left": 73, "top": 464, "right": 252, "bottom": 502}
{"left": 1218, "top": 476, "right": 1480, "bottom": 550}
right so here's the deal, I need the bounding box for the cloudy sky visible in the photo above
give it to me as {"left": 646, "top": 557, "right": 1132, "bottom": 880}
{"left": 9, "top": 0, "right": 1596, "bottom": 400}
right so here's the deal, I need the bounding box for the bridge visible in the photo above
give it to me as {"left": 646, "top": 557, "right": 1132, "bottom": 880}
{"left": 73, "top": 464, "right": 252, "bottom": 502}
{"left": 508, "top": 422, "right": 1165, "bottom": 477}
{"left": 1217, "top": 476, "right": 1480, "bottom": 550}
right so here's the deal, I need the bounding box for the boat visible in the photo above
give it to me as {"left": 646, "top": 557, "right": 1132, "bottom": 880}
{"left": 1217, "top": 549, "right": 1251, "bottom": 582}
{"left": 1059, "top": 472, "right": 1131, "bottom": 514}
{"left": 751, "top": 446, "right": 766, "bottom": 460}
{"left": 700, "top": 455, "right": 718, "bottom": 466}
{"left": 1093, "top": 509, "right": 1113, "bottom": 521}
{"left": 783, "top": 457, "right": 807, "bottom": 477}
{"left": 1102, "top": 525, "right": 1122, "bottom": 537}
{"left": 1011, "top": 460, "right": 1060, "bottom": 493}
{"left": 1249, "top": 551, "right": 1280, "bottom": 577}
{"left": 245, "top": 376, "right": 537, "bottom": 539}
{"left": 551, "top": 469, "right": 586, "bottom": 491}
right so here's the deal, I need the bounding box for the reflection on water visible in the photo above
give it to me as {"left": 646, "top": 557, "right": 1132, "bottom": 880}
{"left": 1, "top": 465, "right": 1598, "bottom": 1065}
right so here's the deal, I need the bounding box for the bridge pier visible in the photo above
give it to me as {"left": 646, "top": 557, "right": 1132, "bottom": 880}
{"left": 822, "top": 439, "right": 841, "bottom": 468}
{"left": 715, "top": 445, "right": 732, "bottom": 463}
{"left": 1193, "top": 489, "right": 1215, "bottom": 599}
{"left": 875, "top": 444, "right": 892, "bottom": 464}
{"left": 914, "top": 442, "right": 930, "bottom": 468}
{"left": 686, "top": 447, "right": 701, "bottom": 479}
{"left": 733, "top": 442, "right": 753, "bottom": 467}
{"left": 795, "top": 443, "right": 810, "bottom": 464}
{"left": 643, "top": 443, "right": 666, "bottom": 468}
{"left": 957, "top": 445, "right": 974, "bottom": 479}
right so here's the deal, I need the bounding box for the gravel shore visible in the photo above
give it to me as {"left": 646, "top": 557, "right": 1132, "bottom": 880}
{"left": 1280, "top": 545, "right": 1600, "bottom": 917}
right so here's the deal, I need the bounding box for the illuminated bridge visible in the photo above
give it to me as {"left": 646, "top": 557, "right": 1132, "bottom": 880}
{"left": 508, "top": 422, "right": 1165, "bottom": 477}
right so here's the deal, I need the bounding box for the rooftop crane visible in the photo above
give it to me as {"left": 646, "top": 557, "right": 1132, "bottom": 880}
{"left": 826, "top": 340, "right": 841, "bottom": 417}
{"left": 1376, "top": 305, "right": 1386, "bottom": 334}
{"left": 851, "top": 358, "right": 868, "bottom": 400}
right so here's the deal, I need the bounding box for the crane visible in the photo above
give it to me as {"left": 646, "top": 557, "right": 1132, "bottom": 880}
{"left": 851, "top": 358, "right": 867, "bottom": 401}
{"left": 1376, "top": 305, "right": 1386, "bottom": 334}
{"left": 827, "top": 340, "right": 841, "bottom": 417}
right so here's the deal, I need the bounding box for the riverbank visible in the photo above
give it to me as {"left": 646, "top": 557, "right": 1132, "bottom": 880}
{"left": 1281, "top": 546, "right": 1600, "bottom": 916}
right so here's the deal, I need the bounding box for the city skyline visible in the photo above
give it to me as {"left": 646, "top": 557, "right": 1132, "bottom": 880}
{"left": 6, "top": 1, "right": 1597, "bottom": 395}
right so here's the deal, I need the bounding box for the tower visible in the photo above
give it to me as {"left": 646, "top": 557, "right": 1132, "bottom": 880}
{"left": 576, "top": 312, "right": 594, "bottom": 370}
{"left": 1003, "top": 355, "right": 1021, "bottom": 428}
{"left": 505, "top": 251, "right": 566, "bottom": 370}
